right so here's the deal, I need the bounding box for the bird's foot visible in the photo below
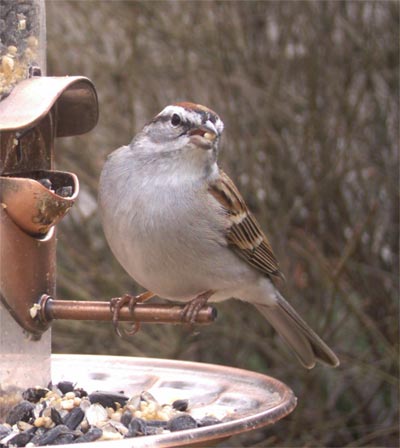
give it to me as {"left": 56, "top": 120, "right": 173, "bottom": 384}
{"left": 181, "top": 290, "right": 214, "bottom": 324}
{"left": 110, "top": 291, "right": 154, "bottom": 337}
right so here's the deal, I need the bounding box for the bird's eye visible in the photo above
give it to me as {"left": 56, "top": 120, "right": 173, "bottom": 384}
{"left": 171, "top": 114, "right": 181, "bottom": 127}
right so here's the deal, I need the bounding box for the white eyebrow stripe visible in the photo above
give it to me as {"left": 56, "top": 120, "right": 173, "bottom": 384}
{"left": 158, "top": 106, "right": 203, "bottom": 126}
{"left": 159, "top": 105, "right": 186, "bottom": 116}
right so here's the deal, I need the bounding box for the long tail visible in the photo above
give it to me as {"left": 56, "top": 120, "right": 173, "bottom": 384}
{"left": 255, "top": 291, "right": 340, "bottom": 369}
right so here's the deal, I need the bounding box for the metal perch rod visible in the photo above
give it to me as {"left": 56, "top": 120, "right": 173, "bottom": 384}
{"left": 38, "top": 295, "right": 217, "bottom": 325}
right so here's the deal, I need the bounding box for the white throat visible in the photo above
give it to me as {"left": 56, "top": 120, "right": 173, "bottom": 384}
{"left": 132, "top": 144, "right": 218, "bottom": 188}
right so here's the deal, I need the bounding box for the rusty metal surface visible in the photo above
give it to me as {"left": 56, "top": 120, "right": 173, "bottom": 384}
{"left": 51, "top": 355, "right": 297, "bottom": 448}
{"left": 0, "top": 113, "right": 57, "bottom": 336}
{"left": 0, "top": 76, "right": 98, "bottom": 136}
{"left": 0, "top": 170, "right": 79, "bottom": 236}
{"left": 0, "top": 111, "right": 54, "bottom": 175}
{"left": 39, "top": 296, "right": 217, "bottom": 325}
{"left": 0, "top": 207, "right": 55, "bottom": 336}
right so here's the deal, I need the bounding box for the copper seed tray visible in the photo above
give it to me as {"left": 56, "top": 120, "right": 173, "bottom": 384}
{"left": 51, "top": 354, "right": 297, "bottom": 447}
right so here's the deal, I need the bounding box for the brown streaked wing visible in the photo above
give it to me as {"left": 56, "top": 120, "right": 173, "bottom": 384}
{"left": 209, "top": 170, "right": 283, "bottom": 279}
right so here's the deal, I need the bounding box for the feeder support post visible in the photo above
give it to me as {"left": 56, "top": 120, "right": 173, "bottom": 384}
{"left": 0, "top": 0, "right": 99, "bottom": 420}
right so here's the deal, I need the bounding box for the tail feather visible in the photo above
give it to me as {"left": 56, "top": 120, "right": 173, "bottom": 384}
{"left": 255, "top": 293, "right": 340, "bottom": 369}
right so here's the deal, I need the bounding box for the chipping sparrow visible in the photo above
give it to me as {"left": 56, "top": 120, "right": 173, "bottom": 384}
{"left": 98, "top": 102, "right": 339, "bottom": 369}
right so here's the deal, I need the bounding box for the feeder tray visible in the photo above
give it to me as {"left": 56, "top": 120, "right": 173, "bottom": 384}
{"left": 50, "top": 354, "right": 297, "bottom": 447}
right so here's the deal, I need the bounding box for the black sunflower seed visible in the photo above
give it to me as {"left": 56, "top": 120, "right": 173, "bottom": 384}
{"left": 168, "top": 414, "right": 197, "bottom": 432}
{"left": 6, "top": 401, "right": 35, "bottom": 425}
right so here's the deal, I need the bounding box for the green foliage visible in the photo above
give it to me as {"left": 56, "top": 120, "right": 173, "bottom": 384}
{"left": 46, "top": 1, "right": 399, "bottom": 446}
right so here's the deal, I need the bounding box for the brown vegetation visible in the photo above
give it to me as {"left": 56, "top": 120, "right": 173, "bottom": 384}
{"left": 46, "top": 1, "right": 398, "bottom": 446}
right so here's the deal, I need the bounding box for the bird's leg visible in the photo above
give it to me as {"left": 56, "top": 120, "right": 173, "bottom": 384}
{"left": 181, "top": 290, "right": 214, "bottom": 324}
{"left": 110, "top": 291, "right": 155, "bottom": 337}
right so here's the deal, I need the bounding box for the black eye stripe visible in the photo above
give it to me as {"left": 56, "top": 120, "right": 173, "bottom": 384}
{"left": 152, "top": 114, "right": 183, "bottom": 126}
{"left": 197, "top": 110, "right": 219, "bottom": 125}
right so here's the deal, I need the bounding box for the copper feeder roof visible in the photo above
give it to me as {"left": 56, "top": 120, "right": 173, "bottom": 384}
{"left": 0, "top": 76, "right": 98, "bottom": 136}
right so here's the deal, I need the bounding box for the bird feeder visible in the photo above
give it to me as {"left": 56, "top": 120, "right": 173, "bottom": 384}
{"left": 0, "top": 2, "right": 296, "bottom": 446}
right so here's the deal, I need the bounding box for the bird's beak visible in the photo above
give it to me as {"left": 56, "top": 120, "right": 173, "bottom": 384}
{"left": 189, "top": 120, "right": 218, "bottom": 148}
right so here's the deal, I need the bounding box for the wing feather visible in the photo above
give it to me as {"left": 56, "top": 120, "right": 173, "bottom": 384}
{"left": 209, "top": 170, "right": 283, "bottom": 279}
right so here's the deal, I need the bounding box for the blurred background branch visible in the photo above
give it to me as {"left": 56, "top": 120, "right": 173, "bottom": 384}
{"left": 46, "top": 1, "right": 398, "bottom": 446}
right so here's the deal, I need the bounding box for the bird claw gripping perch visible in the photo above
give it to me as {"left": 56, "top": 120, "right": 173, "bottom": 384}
{"left": 110, "top": 291, "right": 155, "bottom": 337}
